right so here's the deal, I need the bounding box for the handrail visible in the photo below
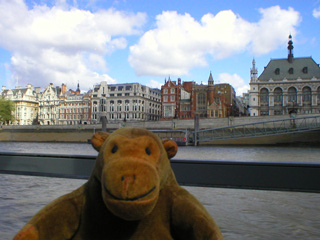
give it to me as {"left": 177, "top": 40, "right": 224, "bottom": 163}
{"left": 1, "top": 152, "right": 319, "bottom": 193}
{"left": 196, "top": 115, "right": 320, "bottom": 142}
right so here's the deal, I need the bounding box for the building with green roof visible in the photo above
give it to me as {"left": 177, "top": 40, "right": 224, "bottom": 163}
{"left": 249, "top": 35, "right": 320, "bottom": 116}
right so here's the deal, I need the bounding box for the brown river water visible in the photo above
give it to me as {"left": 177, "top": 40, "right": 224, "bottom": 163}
{"left": 1, "top": 142, "right": 320, "bottom": 239}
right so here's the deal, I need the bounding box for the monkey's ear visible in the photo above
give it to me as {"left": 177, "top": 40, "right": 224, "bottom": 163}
{"left": 91, "top": 132, "right": 109, "bottom": 151}
{"left": 162, "top": 140, "right": 178, "bottom": 159}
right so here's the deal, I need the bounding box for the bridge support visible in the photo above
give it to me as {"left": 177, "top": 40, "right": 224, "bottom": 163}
{"left": 194, "top": 114, "right": 199, "bottom": 146}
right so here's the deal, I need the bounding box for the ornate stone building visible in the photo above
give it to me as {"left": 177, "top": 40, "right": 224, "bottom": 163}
{"left": 249, "top": 35, "right": 320, "bottom": 116}
{"left": 1, "top": 84, "right": 39, "bottom": 125}
{"left": 38, "top": 83, "right": 61, "bottom": 125}
{"left": 91, "top": 82, "right": 161, "bottom": 123}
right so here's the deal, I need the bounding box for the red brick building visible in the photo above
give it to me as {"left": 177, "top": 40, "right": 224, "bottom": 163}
{"left": 161, "top": 73, "right": 237, "bottom": 120}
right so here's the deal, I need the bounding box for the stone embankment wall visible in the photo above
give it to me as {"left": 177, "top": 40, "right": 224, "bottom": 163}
{"left": 0, "top": 114, "right": 318, "bottom": 143}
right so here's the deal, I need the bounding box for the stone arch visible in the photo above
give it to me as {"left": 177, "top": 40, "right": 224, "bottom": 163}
{"left": 260, "top": 88, "right": 269, "bottom": 106}
{"left": 288, "top": 86, "right": 297, "bottom": 103}
{"left": 302, "top": 86, "right": 312, "bottom": 106}
{"left": 273, "top": 87, "right": 283, "bottom": 106}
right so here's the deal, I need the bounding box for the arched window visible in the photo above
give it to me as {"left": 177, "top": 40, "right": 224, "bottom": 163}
{"left": 302, "top": 67, "right": 308, "bottom": 74}
{"left": 260, "top": 88, "right": 269, "bottom": 106}
{"left": 302, "top": 86, "right": 311, "bottom": 105}
{"left": 288, "top": 68, "right": 294, "bottom": 74}
{"left": 318, "top": 87, "right": 320, "bottom": 105}
{"left": 274, "top": 88, "right": 283, "bottom": 106}
{"left": 288, "top": 87, "right": 297, "bottom": 103}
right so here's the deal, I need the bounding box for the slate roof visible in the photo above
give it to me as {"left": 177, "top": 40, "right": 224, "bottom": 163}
{"left": 2, "top": 88, "right": 28, "bottom": 95}
{"left": 258, "top": 57, "right": 320, "bottom": 81}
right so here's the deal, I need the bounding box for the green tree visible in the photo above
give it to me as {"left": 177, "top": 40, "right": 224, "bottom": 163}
{"left": 0, "top": 97, "right": 15, "bottom": 124}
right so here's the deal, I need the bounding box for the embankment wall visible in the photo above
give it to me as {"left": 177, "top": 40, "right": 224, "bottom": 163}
{"left": 0, "top": 114, "right": 319, "bottom": 143}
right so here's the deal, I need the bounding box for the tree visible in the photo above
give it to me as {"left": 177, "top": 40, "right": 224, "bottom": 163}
{"left": 0, "top": 97, "right": 15, "bottom": 124}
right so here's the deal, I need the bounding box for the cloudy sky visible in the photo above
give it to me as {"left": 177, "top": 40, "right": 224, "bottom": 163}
{"left": 0, "top": 0, "right": 319, "bottom": 96}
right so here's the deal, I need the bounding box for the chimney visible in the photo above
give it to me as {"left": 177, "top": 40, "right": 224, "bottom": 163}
{"left": 61, "top": 83, "right": 67, "bottom": 94}
{"left": 178, "top": 78, "right": 181, "bottom": 85}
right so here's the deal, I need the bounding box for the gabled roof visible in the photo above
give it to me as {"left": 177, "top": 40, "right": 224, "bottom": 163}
{"left": 258, "top": 57, "right": 320, "bottom": 81}
{"left": 3, "top": 88, "right": 28, "bottom": 95}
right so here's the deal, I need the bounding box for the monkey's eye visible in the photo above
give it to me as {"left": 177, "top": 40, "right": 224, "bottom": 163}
{"left": 145, "top": 147, "right": 151, "bottom": 155}
{"left": 111, "top": 145, "right": 118, "bottom": 153}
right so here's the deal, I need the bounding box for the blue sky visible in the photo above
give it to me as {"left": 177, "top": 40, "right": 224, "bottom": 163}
{"left": 0, "top": 0, "right": 319, "bottom": 96}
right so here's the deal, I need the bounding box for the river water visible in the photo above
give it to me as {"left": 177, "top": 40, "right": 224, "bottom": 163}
{"left": 1, "top": 142, "right": 320, "bottom": 239}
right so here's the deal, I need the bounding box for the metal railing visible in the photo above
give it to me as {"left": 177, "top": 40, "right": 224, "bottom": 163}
{"left": 196, "top": 115, "right": 320, "bottom": 142}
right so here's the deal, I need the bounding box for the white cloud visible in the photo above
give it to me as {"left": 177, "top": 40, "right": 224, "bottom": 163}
{"left": 129, "top": 6, "right": 300, "bottom": 76}
{"left": 217, "top": 73, "right": 249, "bottom": 96}
{"left": 0, "top": 0, "right": 146, "bottom": 90}
{"left": 313, "top": 8, "right": 320, "bottom": 18}
{"left": 146, "top": 79, "right": 162, "bottom": 89}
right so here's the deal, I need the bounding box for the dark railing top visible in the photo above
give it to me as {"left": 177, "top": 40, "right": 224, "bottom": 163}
{"left": 1, "top": 152, "right": 319, "bottom": 193}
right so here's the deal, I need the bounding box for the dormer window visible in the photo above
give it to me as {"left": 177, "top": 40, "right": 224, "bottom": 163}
{"left": 288, "top": 68, "right": 294, "bottom": 74}
{"left": 275, "top": 68, "right": 280, "bottom": 75}
{"left": 302, "top": 67, "right": 308, "bottom": 74}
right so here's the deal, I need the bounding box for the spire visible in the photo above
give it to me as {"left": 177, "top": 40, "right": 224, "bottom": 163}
{"left": 208, "top": 71, "right": 214, "bottom": 86}
{"left": 288, "top": 34, "right": 294, "bottom": 63}
{"left": 76, "top": 82, "right": 80, "bottom": 94}
{"left": 250, "top": 58, "right": 258, "bottom": 83}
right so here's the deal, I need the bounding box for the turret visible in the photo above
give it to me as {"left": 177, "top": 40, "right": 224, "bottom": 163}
{"left": 208, "top": 71, "right": 214, "bottom": 86}
{"left": 250, "top": 58, "right": 258, "bottom": 83}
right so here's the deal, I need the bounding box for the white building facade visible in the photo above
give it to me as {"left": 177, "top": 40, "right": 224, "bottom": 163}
{"left": 91, "top": 82, "right": 161, "bottom": 123}
{"left": 38, "top": 83, "right": 61, "bottom": 125}
{"left": 1, "top": 84, "right": 39, "bottom": 125}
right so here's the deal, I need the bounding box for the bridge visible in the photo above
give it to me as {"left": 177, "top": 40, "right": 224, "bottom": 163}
{"left": 194, "top": 115, "right": 320, "bottom": 145}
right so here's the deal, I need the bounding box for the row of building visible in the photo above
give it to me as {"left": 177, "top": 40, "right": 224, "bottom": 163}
{"left": 1, "top": 81, "right": 163, "bottom": 125}
{"left": 0, "top": 75, "right": 239, "bottom": 125}
{"left": 1, "top": 35, "right": 320, "bottom": 125}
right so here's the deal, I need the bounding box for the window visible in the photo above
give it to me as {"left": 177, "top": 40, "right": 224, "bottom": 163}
{"left": 274, "top": 88, "right": 283, "bottom": 106}
{"left": 170, "top": 96, "right": 175, "bottom": 101}
{"left": 275, "top": 68, "right": 280, "bottom": 75}
{"left": 302, "top": 86, "right": 311, "bottom": 105}
{"left": 164, "top": 89, "right": 168, "bottom": 94}
{"left": 171, "top": 88, "right": 175, "bottom": 93}
{"left": 288, "top": 68, "right": 294, "bottom": 74}
{"left": 197, "top": 93, "right": 206, "bottom": 110}
{"left": 302, "top": 67, "right": 308, "bottom": 74}
{"left": 260, "top": 88, "right": 269, "bottom": 106}
{"left": 288, "top": 87, "right": 297, "bottom": 102}
{"left": 274, "top": 110, "right": 282, "bottom": 115}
